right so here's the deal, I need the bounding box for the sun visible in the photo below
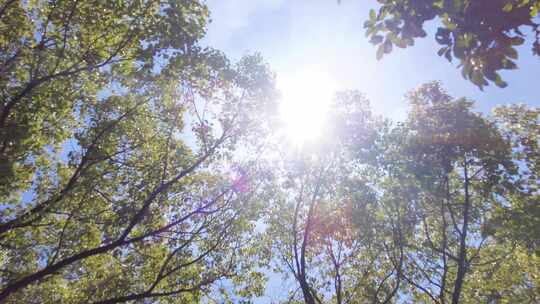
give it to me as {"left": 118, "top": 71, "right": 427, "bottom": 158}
{"left": 278, "top": 66, "right": 337, "bottom": 144}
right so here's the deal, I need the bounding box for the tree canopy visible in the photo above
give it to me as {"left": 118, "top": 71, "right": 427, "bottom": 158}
{"left": 263, "top": 82, "right": 539, "bottom": 304}
{"left": 1, "top": 1, "right": 539, "bottom": 304}
{"left": 364, "top": 0, "right": 540, "bottom": 89}
{"left": 1, "top": 1, "right": 278, "bottom": 302}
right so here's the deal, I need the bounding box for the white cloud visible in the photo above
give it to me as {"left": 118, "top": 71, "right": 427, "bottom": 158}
{"left": 204, "top": 0, "right": 286, "bottom": 45}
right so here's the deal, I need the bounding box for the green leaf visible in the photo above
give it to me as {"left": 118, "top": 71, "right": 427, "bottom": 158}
{"left": 437, "top": 47, "right": 448, "bottom": 56}
{"left": 363, "top": 20, "right": 373, "bottom": 28}
{"left": 495, "top": 74, "right": 508, "bottom": 88}
{"left": 370, "top": 35, "right": 384, "bottom": 44}
{"left": 532, "top": 5, "right": 539, "bottom": 17}
{"left": 503, "top": 59, "right": 518, "bottom": 69}
{"left": 383, "top": 39, "right": 393, "bottom": 54}
{"left": 406, "top": 38, "right": 414, "bottom": 46}
{"left": 369, "top": 9, "right": 377, "bottom": 21}
{"left": 376, "top": 44, "right": 385, "bottom": 60}
{"left": 510, "top": 36, "right": 525, "bottom": 46}
{"left": 433, "top": 0, "right": 444, "bottom": 9}
{"left": 444, "top": 49, "right": 452, "bottom": 62}
{"left": 471, "top": 70, "right": 487, "bottom": 89}
{"left": 395, "top": 37, "right": 409, "bottom": 48}
{"left": 484, "top": 67, "right": 498, "bottom": 81}
{"left": 504, "top": 46, "right": 518, "bottom": 59}
{"left": 461, "top": 61, "right": 472, "bottom": 78}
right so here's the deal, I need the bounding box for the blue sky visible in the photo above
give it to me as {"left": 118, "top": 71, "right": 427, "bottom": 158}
{"left": 202, "top": 0, "right": 540, "bottom": 122}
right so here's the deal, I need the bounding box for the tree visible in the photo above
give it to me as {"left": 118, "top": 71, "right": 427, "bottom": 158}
{"left": 0, "top": 1, "right": 278, "bottom": 303}
{"left": 376, "top": 82, "right": 532, "bottom": 303}
{"left": 265, "top": 92, "right": 404, "bottom": 304}
{"left": 1, "top": 0, "right": 206, "bottom": 197}
{"left": 364, "top": 0, "right": 540, "bottom": 89}
{"left": 263, "top": 85, "right": 539, "bottom": 304}
{"left": 462, "top": 244, "right": 540, "bottom": 303}
{"left": 489, "top": 105, "right": 540, "bottom": 253}
{"left": 455, "top": 104, "right": 540, "bottom": 303}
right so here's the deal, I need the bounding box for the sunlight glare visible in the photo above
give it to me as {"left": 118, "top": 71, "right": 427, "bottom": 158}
{"left": 278, "top": 67, "right": 337, "bottom": 144}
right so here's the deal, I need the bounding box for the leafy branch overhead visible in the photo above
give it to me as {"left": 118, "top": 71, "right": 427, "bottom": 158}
{"left": 365, "top": 0, "right": 540, "bottom": 89}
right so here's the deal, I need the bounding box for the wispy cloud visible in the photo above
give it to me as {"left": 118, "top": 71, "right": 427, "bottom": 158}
{"left": 204, "top": 0, "right": 286, "bottom": 45}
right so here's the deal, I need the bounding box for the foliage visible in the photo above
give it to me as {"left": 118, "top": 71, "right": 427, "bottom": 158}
{"left": 378, "top": 82, "right": 521, "bottom": 303}
{"left": 265, "top": 92, "right": 403, "bottom": 304}
{"left": 339, "top": 82, "right": 539, "bottom": 304}
{"left": 490, "top": 105, "right": 540, "bottom": 254}
{"left": 0, "top": 1, "right": 278, "bottom": 303}
{"left": 264, "top": 82, "right": 539, "bottom": 304}
{"left": 2, "top": 1, "right": 539, "bottom": 303}
{"left": 364, "top": 0, "right": 540, "bottom": 89}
